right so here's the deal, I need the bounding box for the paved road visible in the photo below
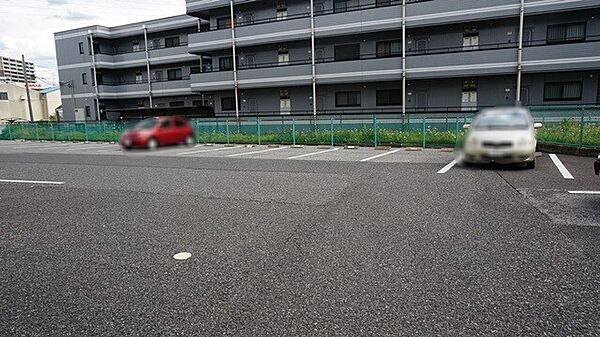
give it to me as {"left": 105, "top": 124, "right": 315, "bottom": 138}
{"left": 1, "top": 141, "right": 599, "bottom": 336}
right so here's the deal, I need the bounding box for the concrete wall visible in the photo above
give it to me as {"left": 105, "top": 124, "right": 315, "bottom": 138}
{"left": 0, "top": 83, "right": 59, "bottom": 121}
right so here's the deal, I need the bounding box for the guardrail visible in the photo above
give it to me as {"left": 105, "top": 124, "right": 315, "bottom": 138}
{"left": 1, "top": 106, "right": 599, "bottom": 149}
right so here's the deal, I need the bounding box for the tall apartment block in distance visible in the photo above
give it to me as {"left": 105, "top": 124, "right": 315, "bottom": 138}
{"left": 0, "top": 56, "right": 36, "bottom": 84}
{"left": 55, "top": 0, "right": 600, "bottom": 121}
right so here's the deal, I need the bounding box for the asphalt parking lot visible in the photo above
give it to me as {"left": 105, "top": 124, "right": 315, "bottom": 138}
{"left": 1, "top": 140, "right": 599, "bottom": 336}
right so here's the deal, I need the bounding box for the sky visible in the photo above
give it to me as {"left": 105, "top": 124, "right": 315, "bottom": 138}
{"left": 0, "top": 0, "right": 185, "bottom": 87}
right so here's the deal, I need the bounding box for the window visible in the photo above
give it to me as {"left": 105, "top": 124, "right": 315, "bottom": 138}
{"left": 82, "top": 73, "right": 88, "bottom": 85}
{"left": 78, "top": 42, "right": 85, "bottom": 54}
{"left": 217, "top": 17, "right": 234, "bottom": 29}
{"left": 135, "top": 71, "right": 143, "bottom": 83}
{"left": 547, "top": 22, "right": 586, "bottom": 44}
{"left": 278, "top": 51, "right": 289, "bottom": 65}
{"left": 170, "top": 101, "right": 185, "bottom": 107}
{"left": 376, "top": 0, "right": 391, "bottom": 6}
{"left": 336, "top": 91, "right": 361, "bottom": 107}
{"left": 544, "top": 82, "right": 583, "bottom": 101}
{"left": 219, "top": 56, "right": 234, "bottom": 71}
{"left": 85, "top": 106, "right": 91, "bottom": 118}
{"left": 153, "top": 70, "right": 163, "bottom": 81}
{"left": 221, "top": 97, "right": 236, "bottom": 111}
{"left": 280, "top": 90, "right": 291, "bottom": 114}
{"left": 463, "top": 24, "right": 479, "bottom": 50}
{"left": 462, "top": 80, "right": 478, "bottom": 106}
{"left": 160, "top": 119, "right": 171, "bottom": 128}
{"left": 277, "top": 9, "right": 288, "bottom": 20}
{"left": 0, "top": 92, "right": 8, "bottom": 100}
{"left": 132, "top": 40, "right": 140, "bottom": 52}
{"left": 245, "top": 55, "right": 256, "bottom": 68}
{"left": 376, "top": 40, "right": 401, "bottom": 57}
{"left": 334, "top": 0, "right": 359, "bottom": 13}
{"left": 190, "top": 66, "right": 201, "bottom": 74}
{"left": 376, "top": 89, "right": 402, "bottom": 106}
{"left": 165, "top": 36, "right": 180, "bottom": 48}
{"left": 96, "top": 72, "right": 104, "bottom": 85}
{"left": 152, "top": 39, "right": 161, "bottom": 49}
{"left": 137, "top": 100, "right": 145, "bottom": 108}
{"left": 313, "top": 2, "right": 324, "bottom": 14}
{"left": 175, "top": 118, "right": 186, "bottom": 128}
{"left": 167, "top": 68, "right": 183, "bottom": 81}
{"left": 334, "top": 44, "right": 360, "bottom": 61}
{"left": 242, "top": 13, "right": 254, "bottom": 25}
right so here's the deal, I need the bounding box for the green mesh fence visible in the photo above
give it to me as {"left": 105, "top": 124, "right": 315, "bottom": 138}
{"left": 1, "top": 106, "right": 598, "bottom": 148}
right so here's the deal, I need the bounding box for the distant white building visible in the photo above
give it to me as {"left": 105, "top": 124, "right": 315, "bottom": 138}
{"left": 0, "top": 82, "right": 61, "bottom": 122}
{"left": 0, "top": 56, "right": 36, "bottom": 84}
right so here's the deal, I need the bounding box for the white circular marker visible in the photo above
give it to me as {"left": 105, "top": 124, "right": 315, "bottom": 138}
{"left": 173, "top": 252, "right": 192, "bottom": 261}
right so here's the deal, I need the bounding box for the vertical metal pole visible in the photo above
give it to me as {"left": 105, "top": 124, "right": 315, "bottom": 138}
{"left": 455, "top": 115, "right": 460, "bottom": 147}
{"left": 143, "top": 25, "right": 154, "bottom": 108}
{"left": 292, "top": 118, "right": 296, "bottom": 146}
{"left": 330, "top": 117, "right": 334, "bottom": 146}
{"left": 257, "top": 117, "right": 261, "bottom": 145}
{"left": 310, "top": 0, "right": 317, "bottom": 122}
{"left": 579, "top": 106, "right": 585, "bottom": 148}
{"left": 516, "top": 0, "right": 525, "bottom": 104}
{"left": 88, "top": 31, "right": 101, "bottom": 120}
{"left": 422, "top": 116, "right": 426, "bottom": 148}
{"left": 373, "top": 115, "right": 378, "bottom": 147}
{"left": 230, "top": 0, "right": 240, "bottom": 123}
{"left": 402, "top": 0, "right": 407, "bottom": 117}
{"left": 226, "top": 119, "right": 230, "bottom": 144}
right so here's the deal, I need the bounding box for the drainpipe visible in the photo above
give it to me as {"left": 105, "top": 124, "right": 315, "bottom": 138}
{"left": 516, "top": 0, "right": 525, "bottom": 105}
{"left": 143, "top": 24, "right": 154, "bottom": 108}
{"left": 402, "top": 0, "right": 406, "bottom": 117}
{"left": 310, "top": 0, "right": 317, "bottom": 121}
{"left": 230, "top": 0, "right": 240, "bottom": 122}
{"left": 88, "top": 30, "right": 101, "bottom": 121}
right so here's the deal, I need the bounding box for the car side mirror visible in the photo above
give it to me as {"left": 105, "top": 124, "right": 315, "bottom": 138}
{"left": 463, "top": 124, "right": 470, "bottom": 130}
{"left": 534, "top": 122, "right": 543, "bottom": 129}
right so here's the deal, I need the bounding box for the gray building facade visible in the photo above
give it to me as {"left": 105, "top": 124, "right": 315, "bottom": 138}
{"left": 55, "top": 0, "right": 600, "bottom": 121}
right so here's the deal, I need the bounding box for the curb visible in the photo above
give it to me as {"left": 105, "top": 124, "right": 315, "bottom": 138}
{"left": 538, "top": 143, "right": 599, "bottom": 158}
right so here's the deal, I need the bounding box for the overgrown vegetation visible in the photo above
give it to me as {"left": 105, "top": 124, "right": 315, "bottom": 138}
{"left": 1, "top": 119, "right": 599, "bottom": 148}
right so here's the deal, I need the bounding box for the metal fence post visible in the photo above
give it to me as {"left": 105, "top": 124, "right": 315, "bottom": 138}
{"left": 226, "top": 119, "right": 230, "bottom": 144}
{"left": 455, "top": 114, "right": 460, "bottom": 147}
{"left": 373, "top": 115, "right": 378, "bottom": 147}
{"left": 422, "top": 116, "right": 426, "bottom": 148}
{"left": 292, "top": 118, "right": 296, "bottom": 146}
{"left": 257, "top": 117, "right": 261, "bottom": 145}
{"left": 579, "top": 106, "right": 585, "bottom": 148}
{"left": 330, "top": 117, "right": 334, "bottom": 146}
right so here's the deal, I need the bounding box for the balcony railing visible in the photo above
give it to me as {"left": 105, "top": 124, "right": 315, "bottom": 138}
{"left": 96, "top": 41, "right": 188, "bottom": 56}
{"left": 98, "top": 76, "right": 191, "bottom": 86}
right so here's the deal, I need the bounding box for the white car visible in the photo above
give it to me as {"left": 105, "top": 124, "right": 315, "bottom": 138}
{"left": 462, "top": 107, "right": 542, "bottom": 169}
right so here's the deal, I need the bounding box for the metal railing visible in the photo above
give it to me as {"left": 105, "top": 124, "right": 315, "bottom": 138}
{"left": 1, "top": 106, "right": 599, "bottom": 149}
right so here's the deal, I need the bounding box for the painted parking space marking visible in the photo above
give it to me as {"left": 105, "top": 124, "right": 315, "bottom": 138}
{"left": 437, "top": 160, "right": 457, "bottom": 174}
{"left": 549, "top": 154, "right": 574, "bottom": 179}
{"left": 0, "top": 179, "right": 65, "bottom": 185}
{"left": 288, "top": 147, "right": 340, "bottom": 159}
{"left": 568, "top": 191, "right": 600, "bottom": 195}
{"left": 360, "top": 149, "right": 401, "bottom": 162}
{"left": 177, "top": 145, "right": 241, "bottom": 156}
{"left": 65, "top": 144, "right": 115, "bottom": 151}
{"left": 228, "top": 146, "right": 290, "bottom": 157}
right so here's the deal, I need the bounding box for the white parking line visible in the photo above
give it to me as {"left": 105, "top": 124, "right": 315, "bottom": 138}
{"left": 549, "top": 154, "right": 574, "bottom": 179}
{"left": 228, "top": 146, "right": 290, "bottom": 157}
{"left": 288, "top": 147, "right": 340, "bottom": 159}
{"left": 0, "top": 179, "right": 65, "bottom": 185}
{"left": 360, "top": 149, "right": 401, "bottom": 162}
{"left": 177, "top": 145, "right": 240, "bottom": 156}
{"left": 437, "top": 160, "right": 457, "bottom": 174}
{"left": 10, "top": 143, "right": 65, "bottom": 150}
{"left": 65, "top": 144, "right": 115, "bottom": 151}
{"left": 568, "top": 191, "right": 600, "bottom": 195}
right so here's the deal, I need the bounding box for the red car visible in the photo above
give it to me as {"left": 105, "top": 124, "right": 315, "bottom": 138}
{"left": 120, "top": 116, "right": 195, "bottom": 150}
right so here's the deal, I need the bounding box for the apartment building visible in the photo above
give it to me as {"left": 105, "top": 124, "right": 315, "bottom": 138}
{"left": 0, "top": 56, "right": 36, "bottom": 84}
{"left": 55, "top": 0, "right": 600, "bottom": 121}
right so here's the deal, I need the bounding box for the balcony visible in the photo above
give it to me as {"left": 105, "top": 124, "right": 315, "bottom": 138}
{"left": 186, "top": 0, "right": 256, "bottom": 15}
{"left": 95, "top": 43, "right": 197, "bottom": 69}
{"left": 316, "top": 56, "right": 402, "bottom": 84}
{"left": 522, "top": 39, "right": 600, "bottom": 73}
{"left": 314, "top": 2, "right": 403, "bottom": 38}
{"left": 96, "top": 78, "right": 192, "bottom": 98}
{"left": 190, "top": 71, "right": 234, "bottom": 91}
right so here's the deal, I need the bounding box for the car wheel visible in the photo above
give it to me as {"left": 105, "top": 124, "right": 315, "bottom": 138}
{"left": 526, "top": 160, "right": 535, "bottom": 169}
{"left": 147, "top": 138, "right": 158, "bottom": 151}
{"left": 185, "top": 135, "right": 195, "bottom": 147}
